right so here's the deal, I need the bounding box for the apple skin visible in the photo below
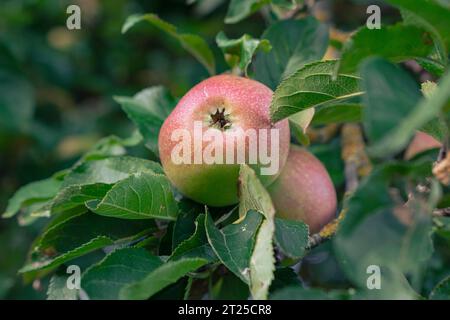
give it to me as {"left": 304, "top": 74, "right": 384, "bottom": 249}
{"left": 268, "top": 145, "right": 337, "bottom": 233}
{"left": 404, "top": 131, "right": 441, "bottom": 160}
{"left": 158, "top": 74, "right": 290, "bottom": 207}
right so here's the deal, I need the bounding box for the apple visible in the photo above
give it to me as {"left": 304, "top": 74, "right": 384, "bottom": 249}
{"left": 404, "top": 131, "right": 442, "bottom": 160}
{"left": 158, "top": 74, "right": 290, "bottom": 207}
{"left": 268, "top": 145, "right": 337, "bottom": 233}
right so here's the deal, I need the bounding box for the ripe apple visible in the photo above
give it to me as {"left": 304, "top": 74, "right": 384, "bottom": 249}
{"left": 268, "top": 145, "right": 337, "bottom": 233}
{"left": 404, "top": 131, "right": 442, "bottom": 160}
{"left": 158, "top": 74, "right": 290, "bottom": 207}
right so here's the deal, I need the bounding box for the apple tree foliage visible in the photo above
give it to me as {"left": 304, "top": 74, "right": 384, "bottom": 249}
{"left": 2, "top": 0, "right": 450, "bottom": 300}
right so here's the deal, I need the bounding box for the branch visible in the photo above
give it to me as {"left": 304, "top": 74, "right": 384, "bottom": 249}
{"left": 307, "top": 208, "right": 347, "bottom": 248}
{"left": 341, "top": 123, "right": 373, "bottom": 184}
{"left": 307, "top": 124, "right": 372, "bottom": 249}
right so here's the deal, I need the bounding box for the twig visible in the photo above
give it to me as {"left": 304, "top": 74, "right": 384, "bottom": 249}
{"left": 307, "top": 124, "right": 372, "bottom": 249}
{"left": 344, "top": 160, "right": 359, "bottom": 194}
{"left": 433, "top": 207, "right": 450, "bottom": 217}
{"left": 307, "top": 209, "right": 347, "bottom": 248}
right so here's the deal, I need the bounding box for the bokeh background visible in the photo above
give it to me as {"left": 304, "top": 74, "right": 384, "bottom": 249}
{"left": 1, "top": 0, "right": 435, "bottom": 299}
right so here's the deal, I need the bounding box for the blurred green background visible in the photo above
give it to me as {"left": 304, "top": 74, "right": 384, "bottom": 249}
{"left": 0, "top": 0, "right": 412, "bottom": 299}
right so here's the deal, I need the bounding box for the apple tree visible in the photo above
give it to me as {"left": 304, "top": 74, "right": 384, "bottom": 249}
{"left": 2, "top": 0, "right": 450, "bottom": 300}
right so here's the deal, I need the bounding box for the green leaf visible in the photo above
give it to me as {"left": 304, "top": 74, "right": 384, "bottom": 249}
{"left": 225, "top": 0, "right": 270, "bottom": 24}
{"left": 211, "top": 273, "right": 250, "bottom": 300}
{"left": 152, "top": 277, "right": 190, "bottom": 300}
{"left": 183, "top": 277, "right": 193, "bottom": 300}
{"left": 435, "top": 216, "right": 450, "bottom": 240}
{"left": 238, "top": 164, "right": 276, "bottom": 300}
{"left": 213, "top": 205, "right": 240, "bottom": 228}
{"left": 3, "top": 177, "right": 62, "bottom": 218}
{"left": 122, "top": 14, "right": 215, "bottom": 75}
{"left": 274, "top": 218, "right": 309, "bottom": 259}
{"left": 80, "top": 132, "right": 143, "bottom": 162}
{"left": 337, "top": 24, "right": 434, "bottom": 73}
{"left": 119, "top": 258, "right": 208, "bottom": 300}
{"left": 362, "top": 58, "right": 422, "bottom": 148}
{"left": 289, "top": 108, "right": 315, "bottom": 146}
{"left": 169, "top": 214, "right": 217, "bottom": 262}
{"left": 312, "top": 101, "right": 362, "bottom": 125}
{"left": 17, "top": 201, "right": 51, "bottom": 226}
{"left": 114, "top": 87, "right": 176, "bottom": 156}
{"left": 334, "top": 163, "right": 436, "bottom": 299}
{"left": 429, "top": 276, "right": 450, "bottom": 300}
{"left": 62, "top": 156, "right": 164, "bottom": 188}
{"left": 385, "top": 0, "right": 450, "bottom": 63}
{"left": 254, "top": 18, "right": 329, "bottom": 89}
{"left": 47, "top": 273, "right": 78, "bottom": 300}
{"left": 421, "top": 118, "right": 447, "bottom": 142}
{"left": 20, "top": 211, "right": 155, "bottom": 274}
{"left": 205, "top": 210, "right": 263, "bottom": 284}
{"left": 81, "top": 248, "right": 163, "bottom": 300}
{"left": 41, "top": 156, "right": 166, "bottom": 217}
{"left": 270, "top": 268, "right": 302, "bottom": 293}
{"left": 47, "top": 183, "right": 113, "bottom": 215}
{"left": 270, "top": 60, "right": 363, "bottom": 122}
{"left": 250, "top": 220, "right": 275, "bottom": 300}
{"left": 416, "top": 57, "right": 445, "bottom": 77}
{"left": 361, "top": 58, "right": 450, "bottom": 158}
{"left": 238, "top": 164, "right": 276, "bottom": 219}
{"left": 216, "top": 31, "right": 271, "bottom": 75}
{"left": 172, "top": 199, "right": 203, "bottom": 250}
{"left": 87, "top": 172, "right": 178, "bottom": 220}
